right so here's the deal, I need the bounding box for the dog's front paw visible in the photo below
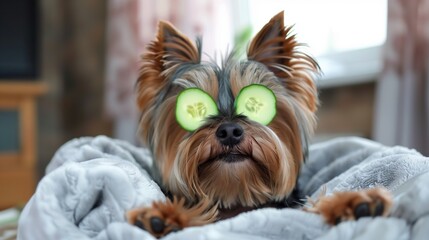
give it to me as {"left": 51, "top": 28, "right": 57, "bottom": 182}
{"left": 126, "top": 197, "right": 217, "bottom": 238}
{"left": 126, "top": 200, "right": 182, "bottom": 238}
{"left": 307, "top": 187, "right": 392, "bottom": 225}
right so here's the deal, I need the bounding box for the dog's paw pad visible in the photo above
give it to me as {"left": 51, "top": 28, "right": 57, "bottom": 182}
{"left": 309, "top": 187, "right": 393, "bottom": 225}
{"left": 354, "top": 202, "right": 371, "bottom": 219}
{"left": 374, "top": 200, "right": 384, "bottom": 216}
{"left": 150, "top": 217, "right": 166, "bottom": 234}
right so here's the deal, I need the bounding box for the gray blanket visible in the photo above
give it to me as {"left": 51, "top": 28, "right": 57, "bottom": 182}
{"left": 17, "top": 136, "right": 429, "bottom": 240}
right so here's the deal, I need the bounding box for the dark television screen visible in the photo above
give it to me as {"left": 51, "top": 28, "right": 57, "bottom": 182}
{"left": 0, "top": 0, "right": 38, "bottom": 79}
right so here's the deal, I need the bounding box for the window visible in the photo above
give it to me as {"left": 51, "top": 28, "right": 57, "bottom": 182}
{"left": 239, "top": 0, "right": 387, "bottom": 88}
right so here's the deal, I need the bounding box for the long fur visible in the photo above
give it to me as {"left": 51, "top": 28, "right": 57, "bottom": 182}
{"left": 136, "top": 11, "right": 320, "bottom": 210}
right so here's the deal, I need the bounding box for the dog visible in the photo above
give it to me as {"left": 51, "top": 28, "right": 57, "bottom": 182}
{"left": 127, "top": 11, "right": 392, "bottom": 238}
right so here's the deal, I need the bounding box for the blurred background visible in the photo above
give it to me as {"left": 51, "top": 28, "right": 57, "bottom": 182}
{"left": 0, "top": 0, "right": 428, "bottom": 214}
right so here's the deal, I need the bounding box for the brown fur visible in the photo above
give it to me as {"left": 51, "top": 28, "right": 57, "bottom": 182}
{"left": 135, "top": 11, "right": 319, "bottom": 209}
{"left": 136, "top": 21, "right": 201, "bottom": 143}
{"left": 128, "top": 11, "right": 393, "bottom": 238}
{"left": 127, "top": 197, "right": 217, "bottom": 238}
{"left": 306, "top": 188, "right": 392, "bottom": 225}
{"left": 248, "top": 11, "right": 319, "bottom": 112}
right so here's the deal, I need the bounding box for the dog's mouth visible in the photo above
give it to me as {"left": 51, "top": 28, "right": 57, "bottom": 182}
{"left": 197, "top": 137, "right": 268, "bottom": 171}
{"left": 199, "top": 151, "right": 250, "bottom": 169}
{"left": 205, "top": 151, "right": 251, "bottom": 163}
{"left": 215, "top": 152, "right": 248, "bottom": 163}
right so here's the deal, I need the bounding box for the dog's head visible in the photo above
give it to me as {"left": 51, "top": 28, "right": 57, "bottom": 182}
{"left": 136, "top": 11, "right": 319, "bottom": 209}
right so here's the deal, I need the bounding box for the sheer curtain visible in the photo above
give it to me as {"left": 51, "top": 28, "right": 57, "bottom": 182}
{"left": 374, "top": 0, "right": 429, "bottom": 155}
{"left": 105, "top": 0, "right": 233, "bottom": 144}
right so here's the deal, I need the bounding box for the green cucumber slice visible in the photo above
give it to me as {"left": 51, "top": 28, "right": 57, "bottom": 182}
{"left": 176, "top": 88, "right": 218, "bottom": 131}
{"left": 235, "top": 84, "right": 277, "bottom": 125}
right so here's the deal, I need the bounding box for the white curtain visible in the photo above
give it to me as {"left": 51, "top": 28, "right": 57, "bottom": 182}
{"left": 374, "top": 0, "right": 429, "bottom": 155}
{"left": 105, "top": 0, "right": 233, "bottom": 144}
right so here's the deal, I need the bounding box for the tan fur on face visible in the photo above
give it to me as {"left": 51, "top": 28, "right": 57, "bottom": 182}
{"left": 150, "top": 66, "right": 219, "bottom": 182}
{"left": 167, "top": 119, "right": 295, "bottom": 208}
{"left": 230, "top": 62, "right": 316, "bottom": 174}
{"left": 172, "top": 66, "right": 219, "bottom": 98}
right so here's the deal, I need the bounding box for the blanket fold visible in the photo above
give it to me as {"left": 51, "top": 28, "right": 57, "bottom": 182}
{"left": 18, "top": 136, "right": 429, "bottom": 240}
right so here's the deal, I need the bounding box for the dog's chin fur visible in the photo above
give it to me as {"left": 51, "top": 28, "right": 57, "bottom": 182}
{"left": 136, "top": 11, "right": 319, "bottom": 211}
{"left": 169, "top": 120, "right": 296, "bottom": 209}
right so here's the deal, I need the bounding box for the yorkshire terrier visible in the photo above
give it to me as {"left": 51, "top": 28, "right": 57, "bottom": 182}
{"left": 127, "top": 11, "right": 392, "bottom": 238}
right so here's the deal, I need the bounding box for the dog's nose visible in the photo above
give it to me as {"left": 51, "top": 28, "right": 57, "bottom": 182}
{"left": 216, "top": 122, "right": 244, "bottom": 146}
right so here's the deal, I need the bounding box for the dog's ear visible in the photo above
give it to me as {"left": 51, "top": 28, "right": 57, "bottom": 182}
{"left": 137, "top": 21, "right": 200, "bottom": 111}
{"left": 247, "top": 11, "right": 319, "bottom": 112}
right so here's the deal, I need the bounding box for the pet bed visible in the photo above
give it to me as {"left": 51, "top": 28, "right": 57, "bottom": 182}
{"left": 17, "top": 136, "right": 429, "bottom": 239}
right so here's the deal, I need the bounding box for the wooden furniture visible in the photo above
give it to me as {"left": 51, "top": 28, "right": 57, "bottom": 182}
{"left": 0, "top": 82, "right": 47, "bottom": 209}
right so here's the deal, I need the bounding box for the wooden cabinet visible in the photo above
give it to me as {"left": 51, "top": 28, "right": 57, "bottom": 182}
{"left": 0, "top": 82, "right": 46, "bottom": 209}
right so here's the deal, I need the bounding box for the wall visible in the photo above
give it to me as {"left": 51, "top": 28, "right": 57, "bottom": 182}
{"left": 37, "top": 0, "right": 112, "bottom": 178}
{"left": 315, "top": 82, "right": 376, "bottom": 142}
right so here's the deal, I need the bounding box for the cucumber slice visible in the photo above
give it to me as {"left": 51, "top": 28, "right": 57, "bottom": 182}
{"left": 235, "top": 84, "right": 276, "bottom": 125}
{"left": 176, "top": 88, "right": 218, "bottom": 131}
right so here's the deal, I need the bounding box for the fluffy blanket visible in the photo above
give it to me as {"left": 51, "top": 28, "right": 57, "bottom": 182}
{"left": 17, "top": 136, "right": 429, "bottom": 240}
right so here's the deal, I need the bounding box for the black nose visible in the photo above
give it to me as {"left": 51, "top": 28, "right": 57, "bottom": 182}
{"left": 216, "top": 122, "right": 244, "bottom": 146}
